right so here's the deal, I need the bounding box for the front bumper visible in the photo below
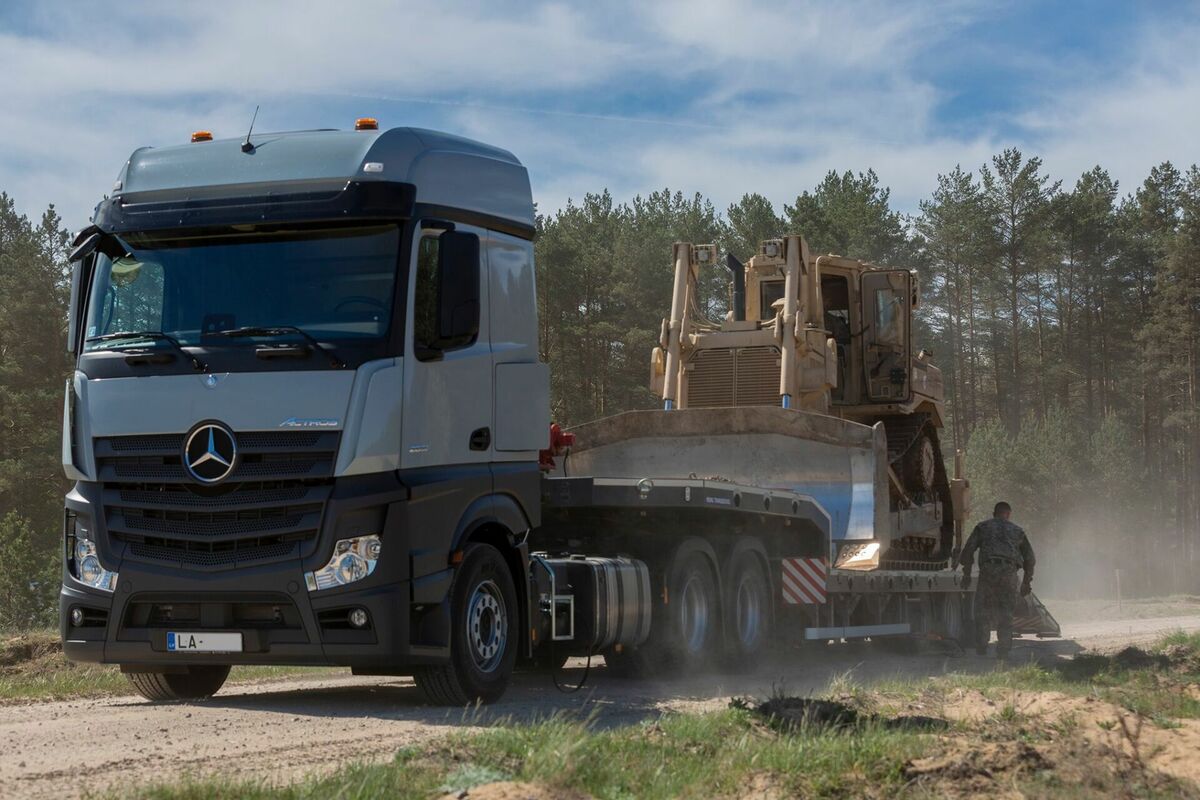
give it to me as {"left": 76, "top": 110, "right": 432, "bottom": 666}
{"left": 60, "top": 561, "right": 453, "bottom": 669}
{"left": 59, "top": 471, "right": 457, "bottom": 671}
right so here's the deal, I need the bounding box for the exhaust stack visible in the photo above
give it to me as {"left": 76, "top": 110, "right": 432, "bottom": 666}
{"left": 725, "top": 253, "right": 746, "bottom": 321}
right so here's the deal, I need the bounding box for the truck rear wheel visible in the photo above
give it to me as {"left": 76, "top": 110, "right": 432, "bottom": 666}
{"left": 414, "top": 543, "right": 518, "bottom": 706}
{"left": 125, "top": 665, "right": 231, "bottom": 701}
{"left": 725, "top": 552, "right": 770, "bottom": 667}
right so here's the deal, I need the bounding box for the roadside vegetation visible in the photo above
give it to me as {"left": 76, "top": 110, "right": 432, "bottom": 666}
{"left": 103, "top": 632, "right": 1200, "bottom": 800}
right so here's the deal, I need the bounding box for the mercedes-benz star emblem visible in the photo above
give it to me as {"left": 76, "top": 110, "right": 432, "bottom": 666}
{"left": 183, "top": 422, "right": 238, "bottom": 484}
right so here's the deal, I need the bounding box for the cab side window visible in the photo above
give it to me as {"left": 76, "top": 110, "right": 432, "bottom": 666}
{"left": 414, "top": 235, "right": 440, "bottom": 356}
{"left": 413, "top": 228, "right": 481, "bottom": 361}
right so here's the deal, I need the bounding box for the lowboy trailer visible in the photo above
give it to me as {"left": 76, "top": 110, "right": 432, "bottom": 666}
{"left": 59, "top": 121, "right": 1055, "bottom": 706}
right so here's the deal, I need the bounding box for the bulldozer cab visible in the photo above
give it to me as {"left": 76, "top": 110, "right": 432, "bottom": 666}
{"left": 813, "top": 265, "right": 916, "bottom": 407}
{"left": 652, "top": 237, "right": 937, "bottom": 421}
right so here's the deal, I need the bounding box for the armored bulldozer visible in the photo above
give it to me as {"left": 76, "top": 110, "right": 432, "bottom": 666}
{"left": 649, "top": 235, "right": 964, "bottom": 567}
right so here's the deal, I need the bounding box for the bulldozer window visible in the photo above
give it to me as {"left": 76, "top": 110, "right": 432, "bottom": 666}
{"left": 874, "top": 288, "right": 904, "bottom": 346}
{"left": 759, "top": 280, "right": 785, "bottom": 320}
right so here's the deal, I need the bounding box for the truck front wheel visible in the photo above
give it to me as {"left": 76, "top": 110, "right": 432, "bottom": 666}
{"left": 125, "top": 665, "right": 231, "bottom": 701}
{"left": 414, "top": 543, "right": 518, "bottom": 706}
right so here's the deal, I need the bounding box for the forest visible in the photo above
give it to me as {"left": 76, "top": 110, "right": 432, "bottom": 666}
{"left": 1, "top": 149, "right": 1198, "bottom": 627}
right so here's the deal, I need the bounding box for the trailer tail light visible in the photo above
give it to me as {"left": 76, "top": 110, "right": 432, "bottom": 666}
{"left": 191, "top": 131, "right": 213, "bottom": 142}
{"left": 355, "top": 117, "right": 378, "bottom": 130}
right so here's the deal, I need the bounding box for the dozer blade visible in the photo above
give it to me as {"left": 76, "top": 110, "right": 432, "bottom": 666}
{"left": 1012, "top": 591, "right": 1061, "bottom": 638}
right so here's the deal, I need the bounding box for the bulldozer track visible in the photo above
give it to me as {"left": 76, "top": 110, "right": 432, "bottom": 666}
{"left": 880, "top": 414, "right": 955, "bottom": 570}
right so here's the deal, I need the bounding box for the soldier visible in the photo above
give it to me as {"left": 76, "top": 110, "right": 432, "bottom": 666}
{"left": 958, "top": 501, "right": 1035, "bottom": 657}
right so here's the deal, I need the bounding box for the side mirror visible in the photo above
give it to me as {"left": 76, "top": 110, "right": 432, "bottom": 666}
{"left": 435, "top": 231, "right": 480, "bottom": 348}
{"left": 69, "top": 231, "right": 101, "bottom": 264}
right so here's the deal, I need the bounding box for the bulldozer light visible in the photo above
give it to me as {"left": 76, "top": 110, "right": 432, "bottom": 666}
{"left": 304, "top": 535, "right": 381, "bottom": 591}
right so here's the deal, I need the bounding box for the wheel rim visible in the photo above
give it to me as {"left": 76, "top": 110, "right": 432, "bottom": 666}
{"left": 467, "top": 579, "right": 507, "bottom": 673}
{"left": 735, "top": 572, "right": 764, "bottom": 650}
{"left": 679, "top": 573, "right": 710, "bottom": 654}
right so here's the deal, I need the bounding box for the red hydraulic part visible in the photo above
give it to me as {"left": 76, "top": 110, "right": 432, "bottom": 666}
{"left": 539, "top": 422, "right": 575, "bottom": 471}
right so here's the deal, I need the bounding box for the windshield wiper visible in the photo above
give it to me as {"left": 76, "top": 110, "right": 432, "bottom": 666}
{"left": 86, "top": 331, "right": 208, "bottom": 371}
{"left": 213, "top": 326, "right": 345, "bottom": 368}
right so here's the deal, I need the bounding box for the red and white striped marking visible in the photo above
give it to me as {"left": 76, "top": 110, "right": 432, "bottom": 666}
{"left": 781, "top": 557, "right": 828, "bottom": 604}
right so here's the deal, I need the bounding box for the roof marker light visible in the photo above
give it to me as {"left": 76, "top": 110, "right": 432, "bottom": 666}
{"left": 191, "top": 131, "right": 213, "bottom": 143}
{"left": 362, "top": 162, "right": 384, "bottom": 173}
{"left": 355, "top": 117, "right": 378, "bottom": 131}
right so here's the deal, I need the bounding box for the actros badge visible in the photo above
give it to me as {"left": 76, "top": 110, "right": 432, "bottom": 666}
{"left": 183, "top": 422, "right": 238, "bottom": 483}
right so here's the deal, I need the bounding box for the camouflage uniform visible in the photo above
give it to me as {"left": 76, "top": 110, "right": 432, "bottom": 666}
{"left": 958, "top": 518, "right": 1035, "bottom": 656}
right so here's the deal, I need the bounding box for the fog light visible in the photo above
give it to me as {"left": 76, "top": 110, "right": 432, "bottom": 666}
{"left": 70, "top": 607, "right": 85, "bottom": 627}
{"left": 304, "top": 534, "right": 382, "bottom": 591}
{"left": 348, "top": 608, "right": 369, "bottom": 629}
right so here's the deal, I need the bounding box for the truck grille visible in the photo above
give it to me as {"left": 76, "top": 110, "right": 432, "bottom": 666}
{"left": 686, "top": 346, "right": 781, "bottom": 408}
{"left": 95, "top": 431, "right": 339, "bottom": 570}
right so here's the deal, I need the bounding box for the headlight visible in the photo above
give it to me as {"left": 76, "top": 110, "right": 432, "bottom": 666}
{"left": 66, "top": 514, "right": 118, "bottom": 593}
{"left": 305, "top": 535, "right": 381, "bottom": 591}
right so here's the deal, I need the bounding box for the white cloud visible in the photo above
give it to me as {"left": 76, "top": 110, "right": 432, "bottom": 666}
{"left": 1014, "top": 21, "right": 1200, "bottom": 194}
{"left": 0, "top": 0, "right": 1195, "bottom": 232}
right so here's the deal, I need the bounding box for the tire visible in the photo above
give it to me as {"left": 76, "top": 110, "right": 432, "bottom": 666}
{"left": 125, "top": 665, "right": 231, "bottom": 701}
{"left": 661, "top": 549, "right": 720, "bottom": 671}
{"left": 413, "top": 543, "right": 518, "bottom": 706}
{"left": 939, "top": 593, "right": 967, "bottom": 645}
{"left": 724, "top": 552, "right": 770, "bottom": 669}
{"left": 604, "top": 548, "right": 720, "bottom": 678}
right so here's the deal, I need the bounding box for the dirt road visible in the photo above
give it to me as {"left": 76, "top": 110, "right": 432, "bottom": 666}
{"left": 5, "top": 614, "right": 1199, "bottom": 800}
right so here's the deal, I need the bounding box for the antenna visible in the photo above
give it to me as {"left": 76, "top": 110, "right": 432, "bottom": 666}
{"left": 241, "top": 105, "right": 260, "bottom": 153}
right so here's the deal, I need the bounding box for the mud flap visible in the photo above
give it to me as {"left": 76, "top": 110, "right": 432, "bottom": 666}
{"left": 1012, "top": 591, "right": 1061, "bottom": 638}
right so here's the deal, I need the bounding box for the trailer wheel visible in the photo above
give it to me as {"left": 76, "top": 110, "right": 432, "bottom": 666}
{"left": 413, "top": 543, "right": 518, "bottom": 706}
{"left": 662, "top": 550, "right": 720, "bottom": 669}
{"left": 605, "top": 549, "right": 719, "bottom": 678}
{"left": 939, "top": 593, "right": 966, "bottom": 644}
{"left": 125, "top": 665, "right": 230, "bottom": 701}
{"left": 725, "top": 553, "right": 770, "bottom": 668}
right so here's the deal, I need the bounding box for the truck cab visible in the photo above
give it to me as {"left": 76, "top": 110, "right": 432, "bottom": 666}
{"left": 61, "top": 123, "right": 548, "bottom": 703}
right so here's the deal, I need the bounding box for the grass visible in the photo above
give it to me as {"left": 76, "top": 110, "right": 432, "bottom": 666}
{"left": 0, "top": 629, "right": 344, "bottom": 702}
{"left": 864, "top": 630, "right": 1200, "bottom": 725}
{"left": 109, "top": 632, "right": 1200, "bottom": 800}
{"left": 111, "top": 710, "right": 933, "bottom": 800}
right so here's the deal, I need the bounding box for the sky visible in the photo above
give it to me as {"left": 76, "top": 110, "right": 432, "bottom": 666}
{"left": 2, "top": 0, "right": 1198, "bottom": 230}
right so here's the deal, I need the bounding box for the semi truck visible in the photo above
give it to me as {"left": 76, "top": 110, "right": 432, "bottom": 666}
{"left": 59, "top": 121, "right": 1056, "bottom": 706}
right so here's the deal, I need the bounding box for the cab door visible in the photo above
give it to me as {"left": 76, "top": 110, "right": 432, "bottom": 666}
{"left": 860, "top": 270, "right": 911, "bottom": 402}
{"left": 400, "top": 221, "right": 493, "bottom": 472}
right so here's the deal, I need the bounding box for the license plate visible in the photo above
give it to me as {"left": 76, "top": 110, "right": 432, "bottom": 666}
{"left": 167, "top": 632, "right": 243, "bottom": 653}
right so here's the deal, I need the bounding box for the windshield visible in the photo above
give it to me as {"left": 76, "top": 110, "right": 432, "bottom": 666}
{"left": 83, "top": 225, "right": 399, "bottom": 351}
